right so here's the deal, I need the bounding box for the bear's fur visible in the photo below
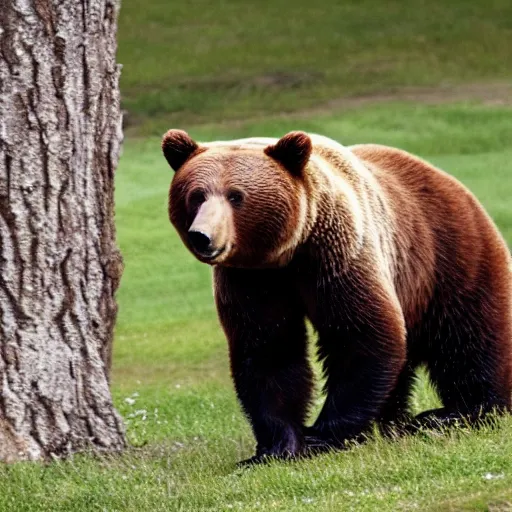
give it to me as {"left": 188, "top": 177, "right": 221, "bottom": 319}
{"left": 162, "top": 129, "right": 512, "bottom": 465}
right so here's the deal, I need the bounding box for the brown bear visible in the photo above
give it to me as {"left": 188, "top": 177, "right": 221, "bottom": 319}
{"left": 162, "top": 129, "right": 512, "bottom": 465}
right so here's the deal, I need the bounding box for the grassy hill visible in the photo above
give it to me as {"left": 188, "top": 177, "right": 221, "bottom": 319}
{"left": 117, "top": 0, "right": 512, "bottom": 134}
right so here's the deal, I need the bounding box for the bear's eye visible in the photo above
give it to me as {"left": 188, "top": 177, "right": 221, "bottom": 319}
{"left": 189, "top": 190, "right": 206, "bottom": 210}
{"left": 227, "top": 190, "right": 244, "bottom": 207}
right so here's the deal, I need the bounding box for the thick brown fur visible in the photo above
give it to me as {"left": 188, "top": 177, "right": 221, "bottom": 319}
{"left": 163, "top": 130, "right": 512, "bottom": 465}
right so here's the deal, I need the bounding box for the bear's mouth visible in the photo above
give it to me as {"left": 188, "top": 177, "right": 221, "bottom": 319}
{"left": 199, "top": 245, "right": 226, "bottom": 263}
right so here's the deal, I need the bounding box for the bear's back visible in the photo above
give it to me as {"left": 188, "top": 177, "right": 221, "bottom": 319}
{"left": 348, "top": 143, "right": 499, "bottom": 245}
{"left": 351, "top": 143, "right": 511, "bottom": 324}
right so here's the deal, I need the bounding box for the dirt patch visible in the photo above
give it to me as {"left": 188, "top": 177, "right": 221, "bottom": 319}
{"left": 250, "top": 71, "right": 324, "bottom": 89}
{"left": 323, "top": 82, "right": 512, "bottom": 110}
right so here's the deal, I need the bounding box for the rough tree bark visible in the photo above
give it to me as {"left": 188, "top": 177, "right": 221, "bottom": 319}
{"left": 0, "top": 0, "right": 125, "bottom": 461}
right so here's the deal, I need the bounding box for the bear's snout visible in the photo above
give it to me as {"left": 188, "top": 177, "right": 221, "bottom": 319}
{"left": 187, "top": 196, "right": 230, "bottom": 263}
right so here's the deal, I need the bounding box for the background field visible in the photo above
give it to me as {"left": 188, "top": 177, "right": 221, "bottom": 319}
{"left": 2, "top": 1, "right": 512, "bottom": 510}
{"left": 118, "top": 0, "right": 512, "bottom": 136}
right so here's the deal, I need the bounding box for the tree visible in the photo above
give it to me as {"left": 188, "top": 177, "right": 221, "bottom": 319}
{"left": 0, "top": 0, "right": 125, "bottom": 461}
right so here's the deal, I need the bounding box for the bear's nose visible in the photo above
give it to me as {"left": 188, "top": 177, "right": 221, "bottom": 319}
{"left": 188, "top": 229, "right": 213, "bottom": 256}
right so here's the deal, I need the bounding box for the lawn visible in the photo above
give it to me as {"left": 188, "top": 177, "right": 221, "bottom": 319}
{"left": 117, "top": 0, "right": 512, "bottom": 135}
{"left": 1, "top": 102, "right": 511, "bottom": 511}
{"left": 2, "top": 0, "right": 512, "bottom": 509}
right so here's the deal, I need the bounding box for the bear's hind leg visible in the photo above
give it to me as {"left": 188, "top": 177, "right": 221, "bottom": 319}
{"left": 398, "top": 405, "right": 505, "bottom": 438}
{"left": 422, "top": 286, "right": 512, "bottom": 433}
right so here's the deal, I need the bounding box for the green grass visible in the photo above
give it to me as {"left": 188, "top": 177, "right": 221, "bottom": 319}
{"left": 118, "top": 0, "right": 512, "bottom": 134}
{"left": 3, "top": 1, "right": 512, "bottom": 507}
{"left": 2, "top": 102, "right": 511, "bottom": 511}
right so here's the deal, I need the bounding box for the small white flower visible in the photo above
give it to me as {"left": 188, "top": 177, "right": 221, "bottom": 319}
{"left": 483, "top": 472, "right": 504, "bottom": 480}
{"left": 124, "top": 397, "right": 136, "bottom": 405}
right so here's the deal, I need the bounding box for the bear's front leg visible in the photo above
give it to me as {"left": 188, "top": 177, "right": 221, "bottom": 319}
{"left": 306, "top": 266, "right": 407, "bottom": 451}
{"left": 214, "top": 267, "right": 314, "bottom": 465}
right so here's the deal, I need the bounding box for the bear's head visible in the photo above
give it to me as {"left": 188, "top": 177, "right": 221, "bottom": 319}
{"left": 162, "top": 129, "right": 313, "bottom": 267}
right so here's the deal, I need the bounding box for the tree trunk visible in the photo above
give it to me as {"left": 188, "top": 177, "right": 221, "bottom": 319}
{"left": 0, "top": 0, "right": 125, "bottom": 461}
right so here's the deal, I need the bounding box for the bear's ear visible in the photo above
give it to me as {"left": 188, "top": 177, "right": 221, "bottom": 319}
{"left": 162, "top": 129, "right": 200, "bottom": 172}
{"left": 264, "top": 131, "right": 312, "bottom": 176}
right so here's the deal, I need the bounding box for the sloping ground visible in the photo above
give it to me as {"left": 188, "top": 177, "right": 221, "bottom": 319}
{"left": 118, "top": 0, "right": 512, "bottom": 134}
{"left": 160, "top": 81, "right": 512, "bottom": 134}
{"left": 124, "top": 81, "right": 512, "bottom": 136}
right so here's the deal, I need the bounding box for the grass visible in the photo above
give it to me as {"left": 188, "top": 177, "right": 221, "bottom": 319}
{"left": 117, "top": 0, "right": 512, "bottom": 135}
{"left": 2, "top": 102, "right": 511, "bottom": 511}
{"left": 2, "top": 0, "right": 512, "bottom": 509}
